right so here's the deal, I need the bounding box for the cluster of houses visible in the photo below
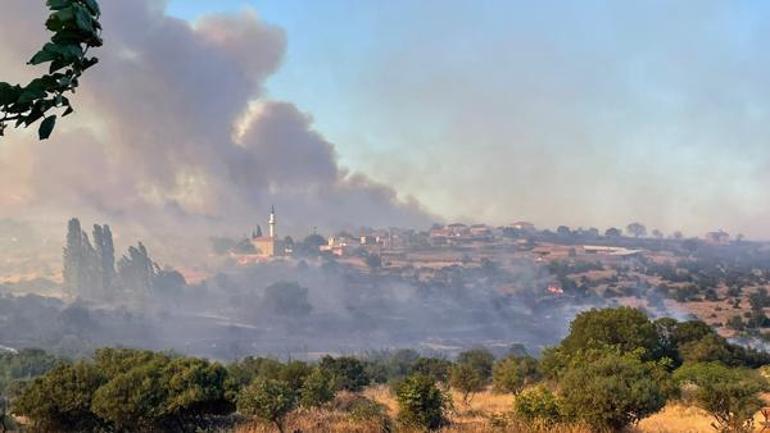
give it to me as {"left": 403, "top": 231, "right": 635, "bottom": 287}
{"left": 233, "top": 208, "right": 740, "bottom": 268}
{"left": 233, "top": 208, "right": 543, "bottom": 263}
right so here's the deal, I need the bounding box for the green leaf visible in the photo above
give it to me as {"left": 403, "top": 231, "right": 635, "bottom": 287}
{"left": 81, "top": 57, "right": 99, "bottom": 70}
{"left": 51, "top": 7, "right": 75, "bottom": 24}
{"left": 17, "top": 88, "right": 46, "bottom": 105}
{"left": 0, "top": 83, "right": 22, "bottom": 106}
{"left": 38, "top": 115, "right": 57, "bottom": 140}
{"left": 83, "top": 0, "right": 101, "bottom": 16}
{"left": 46, "top": 0, "right": 71, "bottom": 10}
{"left": 73, "top": 5, "right": 95, "bottom": 34}
{"left": 51, "top": 29, "right": 83, "bottom": 45}
{"left": 49, "top": 58, "right": 69, "bottom": 73}
{"left": 25, "top": 107, "right": 46, "bottom": 126}
{"left": 28, "top": 44, "right": 58, "bottom": 65}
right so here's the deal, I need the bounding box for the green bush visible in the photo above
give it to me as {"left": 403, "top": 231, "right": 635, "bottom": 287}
{"left": 0, "top": 348, "right": 59, "bottom": 395}
{"left": 560, "top": 307, "right": 660, "bottom": 359}
{"left": 449, "top": 363, "right": 487, "bottom": 405}
{"left": 299, "top": 368, "right": 335, "bottom": 408}
{"left": 456, "top": 348, "right": 495, "bottom": 380}
{"left": 674, "top": 362, "right": 768, "bottom": 433}
{"left": 227, "top": 356, "right": 286, "bottom": 389}
{"left": 411, "top": 357, "right": 453, "bottom": 384}
{"left": 91, "top": 358, "right": 171, "bottom": 431}
{"left": 492, "top": 355, "right": 540, "bottom": 395}
{"left": 513, "top": 385, "right": 562, "bottom": 425}
{"left": 237, "top": 378, "right": 298, "bottom": 433}
{"left": 12, "top": 362, "right": 106, "bottom": 432}
{"left": 394, "top": 374, "right": 449, "bottom": 431}
{"left": 319, "top": 356, "right": 370, "bottom": 392}
{"left": 559, "top": 350, "right": 671, "bottom": 432}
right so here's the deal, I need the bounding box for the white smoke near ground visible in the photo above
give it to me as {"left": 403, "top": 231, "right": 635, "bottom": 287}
{"left": 0, "top": 0, "right": 432, "bottom": 270}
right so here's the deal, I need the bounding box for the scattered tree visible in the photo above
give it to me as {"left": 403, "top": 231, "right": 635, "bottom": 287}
{"left": 626, "top": 222, "right": 647, "bottom": 238}
{"left": 675, "top": 362, "right": 768, "bottom": 433}
{"left": 449, "top": 363, "right": 487, "bottom": 405}
{"left": 559, "top": 351, "right": 671, "bottom": 432}
{"left": 492, "top": 355, "right": 540, "bottom": 395}
{"left": 513, "top": 385, "right": 562, "bottom": 425}
{"left": 319, "top": 356, "right": 370, "bottom": 392}
{"left": 394, "top": 374, "right": 449, "bottom": 431}
{"left": 237, "top": 378, "right": 297, "bottom": 433}
{"left": 299, "top": 368, "right": 334, "bottom": 409}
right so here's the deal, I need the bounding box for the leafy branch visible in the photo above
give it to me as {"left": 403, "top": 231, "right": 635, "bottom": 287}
{"left": 0, "top": 0, "right": 102, "bottom": 140}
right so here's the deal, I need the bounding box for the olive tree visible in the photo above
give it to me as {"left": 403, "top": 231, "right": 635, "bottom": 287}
{"left": 12, "top": 362, "right": 106, "bottom": 432}
{"left": 319, "top": 356, "right": 370, "bottom": 392}
{"left": 492, "top": 355, "right": 540, "bottom": 395}
{"left": 299, "top": 368, "right": 335, "bottom": 409}
{"left": 674, "top": 362, "right": 768, "bottom": 433}
{"left": 394, "top": 374, "right": 449, "bottom": 431}
{"left": 449, "top": 363, "right": 487, "bottom": 405}
{"left": 237, "top": 379, "right": 298, "bottom": 433}
{"left": 559, "top": 351, "right": 671, "bottom": 432}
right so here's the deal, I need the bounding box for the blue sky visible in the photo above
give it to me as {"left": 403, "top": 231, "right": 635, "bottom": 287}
{"left": 166, "top": 0, "right": 770, "bottom": 237}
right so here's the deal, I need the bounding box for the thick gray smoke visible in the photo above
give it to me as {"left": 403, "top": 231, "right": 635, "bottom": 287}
{"left": 0, "top": 0, "right": 431, "bottom": 268}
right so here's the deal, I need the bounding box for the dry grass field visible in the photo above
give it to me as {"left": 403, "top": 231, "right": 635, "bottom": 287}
{"left": 235, "top": 386, "right": 765, "bottom": 433}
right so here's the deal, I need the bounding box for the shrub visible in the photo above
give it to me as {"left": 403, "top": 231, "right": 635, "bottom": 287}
{"left": 228, "top": 356, "right": 285, "bottom": 389}
{"left": 91, "top": 358, "right": 171, "bottom": 431}
{"left": 237, "top": 378, "right": 297, "bottom": 433}
{"left": 12, "top": 362, "right": 106, "bottom": 432}
{"left": 449, "top": 363, "right": 487, "bottom": 405}
{"left": 163, "top": 357, "right": 234, "bottom": 424}
{"left": 261, "top": 281, "right": 312, "bottom": 316}
{"left": 513, "top": 385, "right": 562, "bottom": 425}
{"left": 492, "top": 355, "right": 541, "bottom": 395}
{"left": 456, "top": 348, "right": 495, "bottom": 380}
{"left": 559, "top": 351, "right": 671, "bottom": 432}
{"left": 279, "top": 360, "right": 313, "bottom": 392}
{"left": 411, "top": 357, "right": 453, "bottom": 384}
{"left": 299, "top": 368, "right": 335, "bottom": 408}
{"left": 394, "top": 374, "right": 449, "bottom": 431}
{"left": 319, "top": 356, "right": 370, "bottom": 392}
{"left": 674, "top": 362, "right": 768, "bottom": 433}
{"left": 560, "top": 307, "right": 660, "bottom": 359}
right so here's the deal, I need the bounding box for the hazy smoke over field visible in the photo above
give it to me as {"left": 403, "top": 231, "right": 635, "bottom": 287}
{"left": 0, "top": 256, "right": 602, "bottom": 360}
{"left": 0, "top": 0, "right": 430, "bottom": 265}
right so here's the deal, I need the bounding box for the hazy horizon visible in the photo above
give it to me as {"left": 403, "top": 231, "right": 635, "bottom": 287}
{"left": 2, "top": 0, "right": 770, "bottom": 264}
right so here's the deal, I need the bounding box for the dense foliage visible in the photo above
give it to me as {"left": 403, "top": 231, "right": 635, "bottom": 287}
{"left": 558, "top": 350, "right": 672, "bottom": 431}
{"left": 492, "top": 355, "right": 540, "bottom": 395}
{"left": 237, "top": 379, "right": 297, "bottom": 433}
{"left": 4, "top": 307, "right": 770, "bottom": 433}
{"left": 394, "top": 374, "right": 449, "bottom": 431}
{"left": 674, "top": 362, "right": 769, "bottom": 433}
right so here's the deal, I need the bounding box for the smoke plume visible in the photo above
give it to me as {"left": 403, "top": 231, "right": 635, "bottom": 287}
{"left": 0, "top": 0, "right": 431, "bottom": 266}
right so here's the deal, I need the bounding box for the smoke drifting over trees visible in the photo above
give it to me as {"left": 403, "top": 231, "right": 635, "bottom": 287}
{"left": 0, "top": 0, "right": 431, "bottom": 266}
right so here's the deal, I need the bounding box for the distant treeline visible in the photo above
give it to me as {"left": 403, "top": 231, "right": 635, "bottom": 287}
{"left": 2, "top": 307, "right": 769, "bottom": 433}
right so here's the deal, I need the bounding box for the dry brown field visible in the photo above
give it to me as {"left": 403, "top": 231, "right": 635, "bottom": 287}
{"left": 235, "top": 386, "right": 770, "bottom": 433}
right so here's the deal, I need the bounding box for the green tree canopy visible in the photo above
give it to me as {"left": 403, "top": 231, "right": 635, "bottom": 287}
{"left": 559, "top": 350, "right": 672, "bottom": 432}
{"left": 674, "top": 362, "right": 769, "bottom": 433}
{"left": 237, "top": 378, "right": 298, "bottom": 433}
{"left": 394, "top": 374, "right": 449, "bottom": 431}
{"left": 492, "top": 355, "right": 541, "bottom": 395}
{"left": 12, "top": 362, "right": 106, "bottom": 432}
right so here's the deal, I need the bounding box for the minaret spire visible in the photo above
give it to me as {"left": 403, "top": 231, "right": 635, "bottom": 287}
{"left": 269, "top": 205, "right": 276, "bottom": 239}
